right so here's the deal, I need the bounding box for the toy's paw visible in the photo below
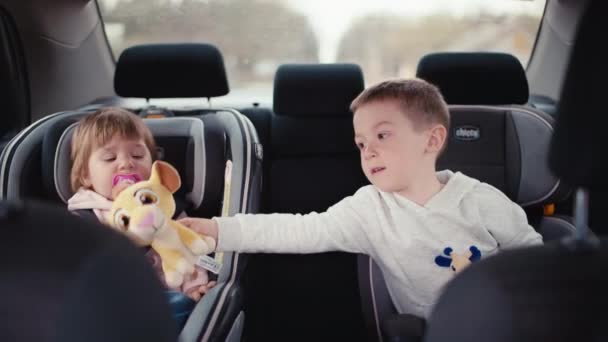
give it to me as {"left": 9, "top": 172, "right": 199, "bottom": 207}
{"left": 190, "top": 238, "right": 209, "bottom": 255}
{"left": 166, "top": 271, "right": 184, "bottom": 289}
{"left": 176, "top": 258, "right": 195, "bottom": 274}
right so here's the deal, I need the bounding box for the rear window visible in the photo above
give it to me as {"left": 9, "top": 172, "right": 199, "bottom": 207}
{"left": 99, "top": 0, "right": 546, "bottom": 106}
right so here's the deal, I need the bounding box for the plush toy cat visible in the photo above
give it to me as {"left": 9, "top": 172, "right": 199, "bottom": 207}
{"left": 109, "top": 160, "right": 216, "bottom": 288}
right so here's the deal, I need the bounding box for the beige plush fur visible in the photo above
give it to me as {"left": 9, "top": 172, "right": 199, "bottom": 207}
{"left": 109, "top": 161, "right": 215, "bottom": 288}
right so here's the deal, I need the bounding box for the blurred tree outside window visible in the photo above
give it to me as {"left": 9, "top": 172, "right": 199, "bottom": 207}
{"left": 99, "top": 0, "right": 546, "bottom": 105}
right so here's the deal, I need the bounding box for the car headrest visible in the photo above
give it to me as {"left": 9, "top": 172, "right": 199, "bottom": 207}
{"left": 440, "top": 105, "right": 569, "bottom": 206}
{"left": 0, "top": 200, "right": 177, "bottom": 342}
{"left": 114, "top": 43, "right": 229, "bottom": 99}
{"left": 416, "top": 52, "right": 529, "bottom": 105}
{"left": 273, "top": 63, "right": 364, "bottom": 117}
{"left": 51, "top": 117, "right": 207, "bottom": 208}
{"left": 550, "top": 1, "right": 601, "bottom": 189}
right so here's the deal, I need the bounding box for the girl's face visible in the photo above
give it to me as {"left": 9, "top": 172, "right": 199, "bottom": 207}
{"left": 84, "top": 134, "right": 153, "bottom": 199}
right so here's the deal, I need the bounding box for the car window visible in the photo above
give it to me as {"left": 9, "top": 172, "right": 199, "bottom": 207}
{"left": 99, "top": 0, "right": 546, "bottom": 106}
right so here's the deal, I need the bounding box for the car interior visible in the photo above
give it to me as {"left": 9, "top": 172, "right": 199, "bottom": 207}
{"left": 0, "top": 0, "right": 604, "bottom": 341}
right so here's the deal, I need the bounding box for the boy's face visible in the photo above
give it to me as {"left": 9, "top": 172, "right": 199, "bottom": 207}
{"left": 84, "top": 134, "right": 153, "bottom": 200}
{"left": 353, "top": 100, "right": 438, "bottom": 193}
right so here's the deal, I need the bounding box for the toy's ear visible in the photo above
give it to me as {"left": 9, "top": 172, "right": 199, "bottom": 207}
{"left": 469, "top": 246, "right": 481, "bottom": 262}
{"left": 150, "top": 161, "right": 181, "bottom": 193}
{"left": 435, "top": 255, "right": 452, "bottom": 267}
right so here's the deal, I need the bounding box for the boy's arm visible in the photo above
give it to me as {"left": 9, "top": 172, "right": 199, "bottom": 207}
{"left": 184, "top": 188, "right": 375, "bottom": 255}
{"left": 476, "top": 185, "right": 543, "bottom": 249}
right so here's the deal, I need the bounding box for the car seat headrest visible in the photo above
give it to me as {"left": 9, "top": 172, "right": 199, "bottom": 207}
{"left": 114, "top": 43, "right": 229, "bottom": 99}
{"left": 0, "top": 200, "right": 177, "bottom": 342}
{"left": 273, "top": 63, "right": 364, "bottom": 117}
{"left": 416, "top": 52, "right": 529, "bottom": 105}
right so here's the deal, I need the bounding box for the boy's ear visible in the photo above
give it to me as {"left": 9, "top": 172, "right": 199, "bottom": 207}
{"left": 150, "top": 161, "right": 181, "bottom": 193}
{"left": 426, "top": 124, "right": 447, "bottom": 154}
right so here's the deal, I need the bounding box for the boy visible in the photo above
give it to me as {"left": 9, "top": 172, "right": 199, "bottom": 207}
{"left": 180, "top": 78, "right": 542, "bottom": 317}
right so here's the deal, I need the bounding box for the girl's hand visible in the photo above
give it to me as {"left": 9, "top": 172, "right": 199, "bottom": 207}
{"left": 187, "top": 281, "right": 218, "bottom": 301}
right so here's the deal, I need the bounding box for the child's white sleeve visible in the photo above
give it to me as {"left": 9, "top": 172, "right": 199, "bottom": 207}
{"left": 214, "top": 189, "right": 373, "bottom": 254}
{"left": 475, "top": 185, "right": 543, "bottom": 249}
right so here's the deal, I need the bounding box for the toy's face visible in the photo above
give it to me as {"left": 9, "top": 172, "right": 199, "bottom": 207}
{"left": 109, "top": 161, "right": 180, "bottom": 245}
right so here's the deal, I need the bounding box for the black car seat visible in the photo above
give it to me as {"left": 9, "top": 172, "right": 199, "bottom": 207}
{"left": 417, "top": 52, "right": 573, "bottom": 239}
{"left": 0, "top": 200, "right": 177, "bottom": 342}
{"left": 358, "top": 52, "right": 574, "bottom": 342}
{"left": 0, "top": 43, "right": 262, "bottom": 342}
{"left": 425, "top": 2, "right": 607, "bottom": 340}
{"left": 239, "top": 63, "right": 369, "bottom": 341}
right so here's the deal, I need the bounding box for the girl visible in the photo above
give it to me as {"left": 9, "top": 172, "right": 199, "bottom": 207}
{"left": 66, "top": 107, "right": 215, "bottom": 328}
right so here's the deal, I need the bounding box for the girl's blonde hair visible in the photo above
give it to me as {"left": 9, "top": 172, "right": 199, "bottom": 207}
{"left": 70, "top": 107, "right": 156, "bottom": 192}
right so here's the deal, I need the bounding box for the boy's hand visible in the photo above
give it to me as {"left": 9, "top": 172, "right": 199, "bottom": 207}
{"left": 179, "top": 217, "right": 219, "bottom": 243}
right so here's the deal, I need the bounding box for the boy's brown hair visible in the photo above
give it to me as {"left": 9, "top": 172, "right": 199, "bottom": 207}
{"left": 350, "top": 78, "right": 450, "bottom": 133}
{"left": 70, "top": 107, "right": 157, "bottom": 192}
